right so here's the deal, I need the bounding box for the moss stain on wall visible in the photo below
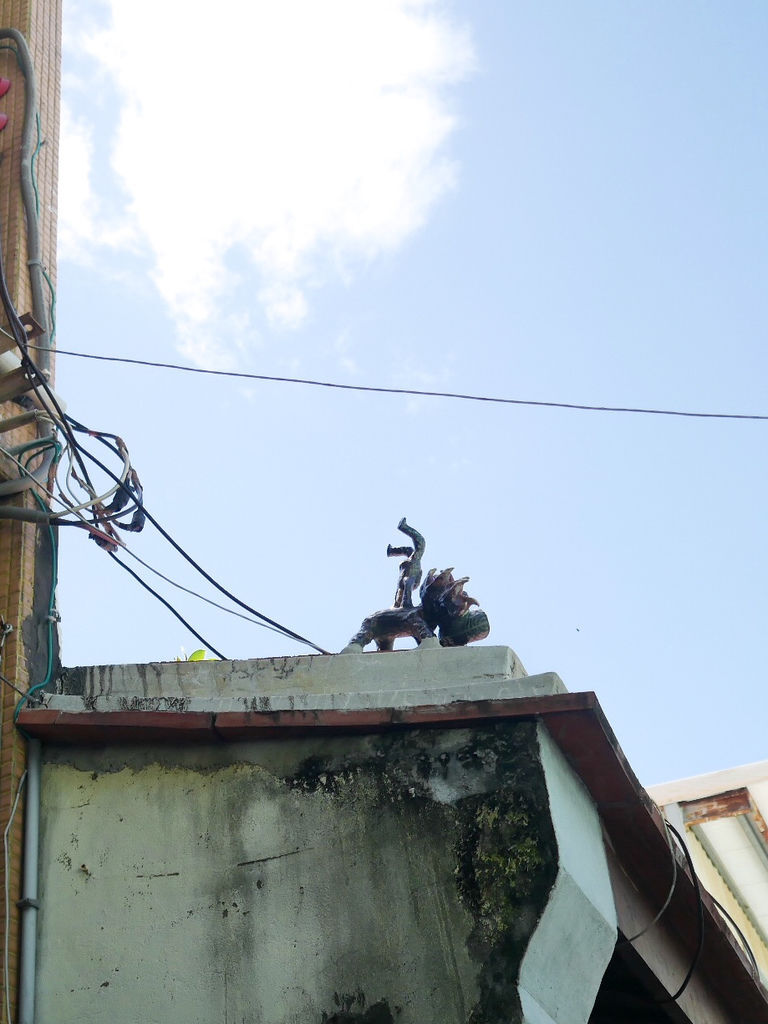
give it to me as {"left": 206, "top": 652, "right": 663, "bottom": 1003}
{"left": 290, "top": 722, "right": 558, "bottom": 1024}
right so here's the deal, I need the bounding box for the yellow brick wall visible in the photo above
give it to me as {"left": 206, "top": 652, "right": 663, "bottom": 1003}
{"left": 0, "top": 1, "right": 60, "bottom": 1020}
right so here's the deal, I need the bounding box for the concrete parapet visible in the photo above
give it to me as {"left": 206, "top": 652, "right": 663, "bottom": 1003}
{"left": 56, "top": 646, "right": 561, "bottom": 713}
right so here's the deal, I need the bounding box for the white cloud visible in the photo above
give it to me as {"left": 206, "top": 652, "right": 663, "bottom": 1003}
{"left": 60, "top": 0, "right": 474, "bottom": 363}
{"left": 57, "top": 104, "right": 140, "bottom": 262}
{"left": 57, "top": 105, "right": 96, "bottom": 261}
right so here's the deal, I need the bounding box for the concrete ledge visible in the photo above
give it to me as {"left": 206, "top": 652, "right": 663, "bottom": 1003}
{"left": 59, "top": 645, "right": 529, "bottom": 702}
{"left": 47, "top": 669, "right": 563, "bottom": 715}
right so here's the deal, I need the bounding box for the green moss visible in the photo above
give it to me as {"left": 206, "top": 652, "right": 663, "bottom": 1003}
{"left": 453, "top": 723, "right": 558, "bottom": 1024}
{"left": 286, "top": 723, "right": 559, "bottom": 1024}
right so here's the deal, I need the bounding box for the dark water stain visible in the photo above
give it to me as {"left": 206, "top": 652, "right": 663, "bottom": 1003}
{"left": 321, "top": 991, "right": 396, "bottom": 1024}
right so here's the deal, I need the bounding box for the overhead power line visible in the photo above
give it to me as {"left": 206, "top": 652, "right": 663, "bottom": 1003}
{"left": 32, "top": 346, "right": 768, "bottom": 422}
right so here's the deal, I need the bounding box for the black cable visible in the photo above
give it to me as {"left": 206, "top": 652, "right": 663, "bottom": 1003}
{"left": 657, "top": 819, "right": 705, "bottom": 1004}
{"left": 48, "top": 423, "right": 144, "bottom": 530}
{"left": 65, "top": 415, "right": 330, "bottom": 655}
{"left": 13, "top": 396, "right": 326, "bottom": 654}
{"left": 0, "top": 201, "right": 96, "bottom": 498}
{"left": 619, "top": 818, "right": 678, "bottom": 944}
{"left": 0, "top": 671, "right": 26, "bottom": 698}
{"left": 28, "top": 407, "right": 323, "bottom": 652}
{"left": 20, "top": 361, "right": 99, "bottom": 497}
{"left": 709, "top": 894, "right": 760, "bottom": 977}
{"left": 32, "top": 346, "right": 768, "bottom": 422}
{"left": 108, "top": 551, "right": 227, "bottom": 660}
{"left": 119, "top": 545, "right": 295, "bottom": 640}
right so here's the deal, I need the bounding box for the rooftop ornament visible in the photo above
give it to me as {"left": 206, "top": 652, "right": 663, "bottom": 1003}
{"left": 342, "top": 518, "right": 490, "bottom": 653}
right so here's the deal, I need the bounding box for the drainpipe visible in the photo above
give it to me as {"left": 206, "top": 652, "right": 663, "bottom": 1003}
{"left": 17, "top": 738, "right": 41, "bottom": 1024}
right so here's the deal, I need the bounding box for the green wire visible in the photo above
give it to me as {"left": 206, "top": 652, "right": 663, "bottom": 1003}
{"left": 30, "top": 111, "right": 42, "bottom": 217}
{"left": 40, "top": 263, "right": 56, "bottom": 346}
{"left": 7, "top": 438, "right": 57, "bottom": 459}
{"left": 31, "top": 112, "right": 56, "bottom": 347}
{"left": 13, "top": 460, "right": 59, "bottom": 725}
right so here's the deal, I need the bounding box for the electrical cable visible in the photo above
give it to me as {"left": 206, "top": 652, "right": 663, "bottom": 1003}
{"left": 40, "top": 262, "right": 56, "bottom": 346}
{"left": 120, "top": 546, "right": 296, "bottom": 640}
{"left": 0, "top": 264, "right": 96, "bottom": 505}
{"left": 31, "top": 347, "right": 768, "bottom": 422}
{"left": 56, "top": 435, "right": 135, "bottom": 526}
{"left": 107, "top": 551, "right": 227, "bottom": 661}
{"left": 0, "top": 440, "right": 83, "bottom": 517}
{"left": 49, "top": 437, "right": 129, "bottom": 516}
{"left": 0, "top": 619, "right": 24, "bottom": 696}
{"left": 0, "top": 617, "right": 13, "bottom": 663}
{"left": 0, "top": 385, "right": 138, "bottom": 534}
{"left": 63, "top": 415, "right": 331, "bottom": 654}
{"left": 656, "top": 819, "right": 705, "bottom": 1004}
{"left": 0, "top": 441, "right": 233, "bottom": 662}
{"left": 22, "top": 368, "right": 98, "bottom": 501}
{"left": 0, "top": 439, "right": 77, "bottom": 518}
{"left": 0, "top": 439, "right": 59, "bottom": 498}
{"left": 48, "top": 419, "right": 323, "bottom": 651}
{"left": 30, "top": 111, "right": 42, "bottom": 217}
{"left": 0, "top": 672, "right": 26, "bottom": 699}
{"left": 620, "top": 816, "right": 678, "bottom": 944}
{"left": 0, "top": 448, "right": 281, "bottom": 643}
{"left": 0, "top": 440, "right": 288, "bottom": 641}
{"left": 13, "top": 490, "right": 58, "bottom": 722}
{"left": 709, "top": 894, "right": 760, "bottom": 977}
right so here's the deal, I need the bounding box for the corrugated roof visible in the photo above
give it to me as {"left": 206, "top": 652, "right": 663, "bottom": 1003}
{"left": 650, "top": 762, "right": 768, "bottom": 989}
{"left": 649, "top": 760, "right": 768, "bottom": 806}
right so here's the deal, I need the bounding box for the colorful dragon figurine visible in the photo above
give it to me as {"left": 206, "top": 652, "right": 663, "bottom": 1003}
{"left": 343, "top": 519, "right": 490, "bottom": 652}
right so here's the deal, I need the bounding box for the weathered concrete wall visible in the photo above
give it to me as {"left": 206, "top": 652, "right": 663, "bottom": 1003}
{"left": 35, "top": 718, "right": 615, "bottom": 1024}
{"left": 56, "top": 645, "right": 560, "bottom": 714}
{"left": 518, "top": 728, "right": 616, "bottom": 1024}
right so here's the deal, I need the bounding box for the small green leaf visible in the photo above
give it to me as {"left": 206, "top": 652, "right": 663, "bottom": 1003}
{"left": 188, "top": 649, "right": 207, "bottom": 662}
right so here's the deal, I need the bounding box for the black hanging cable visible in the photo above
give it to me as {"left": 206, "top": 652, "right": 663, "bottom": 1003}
{"left": 656, "top": 819, "right": 705, "bottom": 1004}
{"left": 108, "top": 552, "right": 227, "bottom": 660}
{"left": 619, "top": 817, "right": 678, "bottom": 944}
{"left": 65, "top": 415, "right": 330, "bottom": 655}
{"left": 709, "top": 894, "right": 759, "bottom": 976}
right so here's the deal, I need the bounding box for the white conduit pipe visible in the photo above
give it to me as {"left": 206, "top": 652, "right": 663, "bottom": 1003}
{"left": 17, "top": 738, "right": 41, "bottom": 1024}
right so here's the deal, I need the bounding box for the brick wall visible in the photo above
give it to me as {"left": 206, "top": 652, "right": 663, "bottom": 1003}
{"left": 0, "top": 1, "right": 60, "bottom": 1020}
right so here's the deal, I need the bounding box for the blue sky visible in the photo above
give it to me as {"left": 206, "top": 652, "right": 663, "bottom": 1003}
{"left": 53, "top": 1, "right": 767, "bottom": 785}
